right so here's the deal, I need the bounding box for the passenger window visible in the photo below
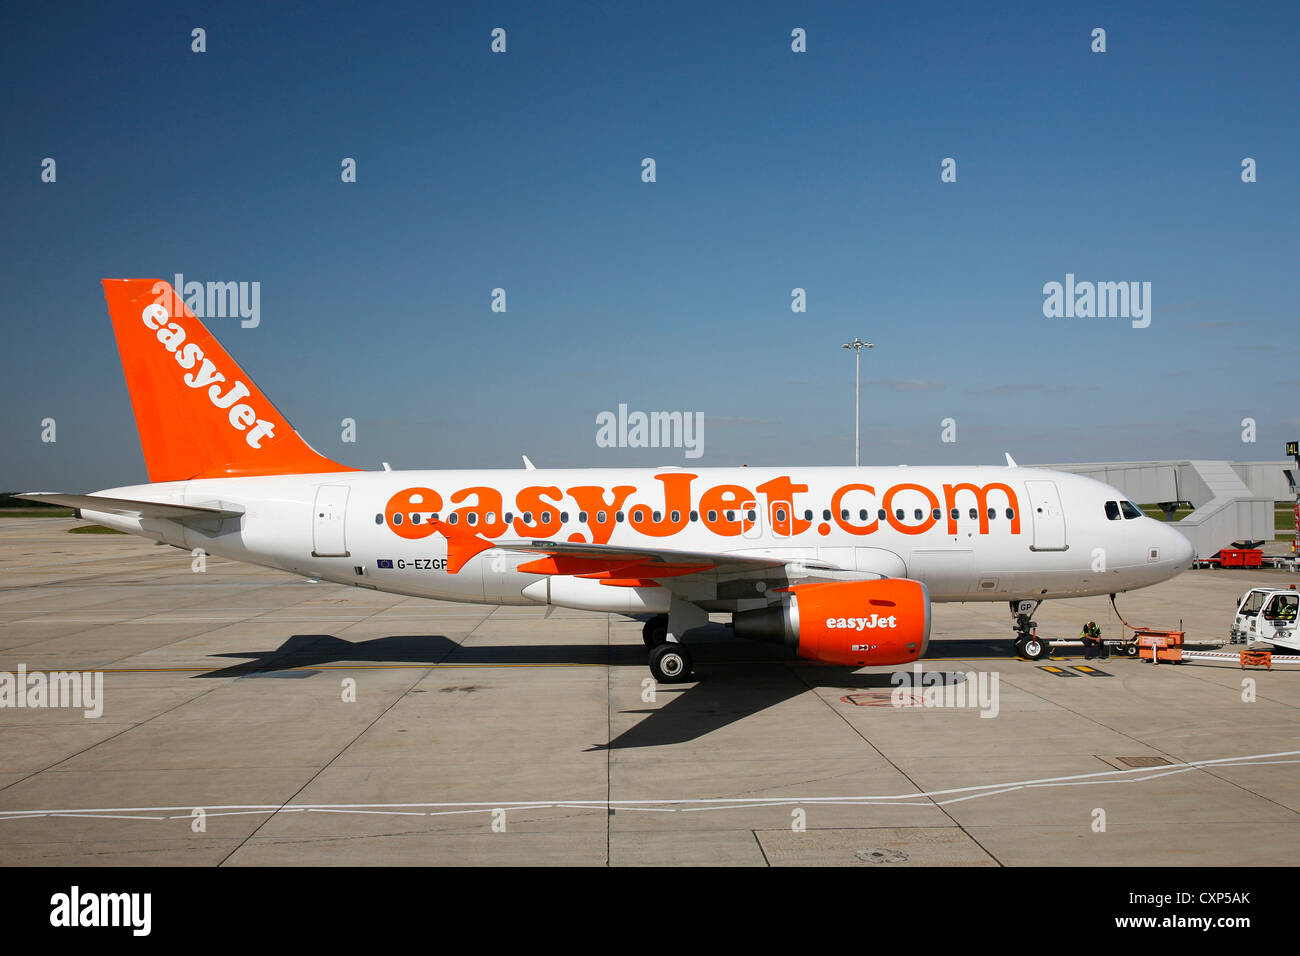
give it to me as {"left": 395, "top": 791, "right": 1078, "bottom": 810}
{"left": 988, "top": 508, "right": 996, "bottom": 520}
{"left": 968, "top": 508, "right": 977, "bottom": 520}
{"left": 374, "top": 513, "right": 383, "bottom": 525}
{"left": 653, "top": 511, "right": 662, "bottom": 521}
{"left": 523, "top": 511, "right": 533, "bottom": 524}
{"left": 411, "top": 513, "right": 422, "bottom": 524}
{"left": 690, "top": 511, "right": 699, "bottom": 522}
{"left": 725, "top": 510, "right": 736, "bottom": 522}
{"left": 708, "top": 510, "right": 718, "bottom": 522}
{"left": 841, "top": 509, "right": 850, "bottom": 520}
{"left": 504, "top": 512, "right": 513, "bottom": 523}
{"left": 1005, "top": 508, "right": 1015, "bottom": 519}
{"left": 616, "top": 511, "right": 624, "bottom": 522}
{"left": 447, "top": 513, "right": 458, "bottom": 525}
{"left": 804, "top": 510, "right": 813, "bottom": 521}
{"left": 632, "top": 509, "right": 645, "bottom": 522}
{"left": 560, "top": 512, "right": 569, "bottom": 522}
{"left": 597, "top": 511, "right": 606, "bottom": 523}
{"left": 878, "top": 509, "right": 887, "bottom": 521}
{"left": 932, "top": 509, "right": 941, "bottom": 520}
{"left": 747, "top": 509, "right": 756, "bottom": 521}
{"left": 823, "top": 509, "right": 831, "bottom": 521}
{"left": 895, "top": 509, "right": 904, "bottom": 520}
{"left": 776, "top": 508, "right": 788, "bottom": 522}
{"left": 670, "top": 510, "right": 680, "bottom": 522}
{"left": 432, "top": 513, "right": 440, "bottom": 522}
{"left": 858, "top": 509, "right": 868, "bottom": 521}
{"left": 393, "top": 512, "right": 403, "bottom": 525}
{"left": 466, "top": 513, "right": 477, "bottom": 526}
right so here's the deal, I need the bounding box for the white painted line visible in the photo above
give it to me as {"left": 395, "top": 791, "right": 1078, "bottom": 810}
{"left": 0, "top": 750, "right": 1291, "bottom": 822}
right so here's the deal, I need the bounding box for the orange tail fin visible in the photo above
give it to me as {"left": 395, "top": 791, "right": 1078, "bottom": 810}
{"left": 102, "top": 279, "right": 359, "bottom": 482}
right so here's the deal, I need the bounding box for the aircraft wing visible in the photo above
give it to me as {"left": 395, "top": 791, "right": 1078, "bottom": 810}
{"left": 16, "top": 493, "right": 244, "bottom": 522}
{"left": 501, "top": 538, "right": 839, "bottom": 582}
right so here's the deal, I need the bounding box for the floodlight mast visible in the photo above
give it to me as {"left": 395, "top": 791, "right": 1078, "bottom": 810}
{"left": 841, "top": 337, "right": 873, "bottom": 467}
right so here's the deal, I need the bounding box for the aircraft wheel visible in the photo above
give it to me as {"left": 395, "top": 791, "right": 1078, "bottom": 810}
{"left": 1021, "top": 636, "right": 1048, "bottom": 660}
{"left": 642, "top": 616, "right": 668, "bottom": 648}
{"left": 649, "top": 642, "right": 693, "bottom": 683}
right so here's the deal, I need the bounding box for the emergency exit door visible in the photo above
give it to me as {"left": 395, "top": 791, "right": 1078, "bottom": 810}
{"left": 312, "top": 485, "right": 350, "bottom": 557}
{"left": 1024, "top": 479, "right": 1067, "bottom": 551}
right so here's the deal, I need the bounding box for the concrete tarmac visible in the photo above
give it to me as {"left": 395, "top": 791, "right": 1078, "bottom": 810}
{"left": 1, "top": 517, "right": 1298, "bottom": 866}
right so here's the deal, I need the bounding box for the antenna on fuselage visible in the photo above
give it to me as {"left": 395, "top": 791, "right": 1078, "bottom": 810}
{"left": 1004, "top": 452, "right": 1018, "bottom": 467}
{"left": 522, "top": 455, "right": 536, "bottom": 471}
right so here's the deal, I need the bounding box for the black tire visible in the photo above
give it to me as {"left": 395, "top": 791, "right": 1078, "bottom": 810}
{"left": 1021, "top": 635, "right": 1048, "bottom": 660}
{"left": 642, "top": 615, "right": 668, "bottom": 648}
{"left": 649, "top": 642, "right": 693, "bottom": 683}
{"left": 1124, "top": 642, "right": 1139, "bottom": 658}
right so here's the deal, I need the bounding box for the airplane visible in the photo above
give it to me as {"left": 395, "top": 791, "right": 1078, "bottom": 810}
{"left": 20, "top": 279, "right": 1195, "bottom": 683}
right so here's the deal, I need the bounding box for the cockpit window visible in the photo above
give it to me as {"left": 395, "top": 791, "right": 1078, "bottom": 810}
{"left": 1105, "top": 501, "right": 1121, "bottom": 521}
{"left": 1120, "top": 500, "right": 1143, "bottom": 519}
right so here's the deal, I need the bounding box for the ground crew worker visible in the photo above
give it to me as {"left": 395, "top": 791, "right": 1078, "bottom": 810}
{"left": 1080, "top": 620, "right": 1106, "bottom": 659}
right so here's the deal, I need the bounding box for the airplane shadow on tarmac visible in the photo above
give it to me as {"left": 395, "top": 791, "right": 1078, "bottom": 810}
{"left": 197, "top": 631, "right": 1009, "bottom": 749}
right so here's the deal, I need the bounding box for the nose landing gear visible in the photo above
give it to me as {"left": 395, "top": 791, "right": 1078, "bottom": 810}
{"left": 1010, "top": 599, "right": 1048, "bottom": 660}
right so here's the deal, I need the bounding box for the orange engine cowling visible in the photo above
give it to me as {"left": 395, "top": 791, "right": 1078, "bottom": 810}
{"left": 732, "top": 579, "right": 931, "bottom": 666}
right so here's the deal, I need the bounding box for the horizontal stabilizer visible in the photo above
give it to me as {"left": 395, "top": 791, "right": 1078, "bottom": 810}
{"left": 16, "top": 493, "right": 243, "bottom": 522}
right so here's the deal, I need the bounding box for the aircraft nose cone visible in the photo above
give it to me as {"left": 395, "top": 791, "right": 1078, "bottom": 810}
{"left": 1164, "top": 526, "right": 1194, "bottom": 568}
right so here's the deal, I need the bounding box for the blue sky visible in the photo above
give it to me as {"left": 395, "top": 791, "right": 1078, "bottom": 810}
{"left": 2, "top": 0, "right": 1297, "bottom": 489}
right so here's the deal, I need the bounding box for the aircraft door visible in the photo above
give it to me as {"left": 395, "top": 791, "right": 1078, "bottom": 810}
{"left": 1024, "top": 479, "right": 1067, "bottom": 551}
{"left": 312, "top": 485, "right": 350, "bottom": 557}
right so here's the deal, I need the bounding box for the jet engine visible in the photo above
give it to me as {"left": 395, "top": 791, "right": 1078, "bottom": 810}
{"left": 733, "top": 578, "right": 931, "bottom": 666}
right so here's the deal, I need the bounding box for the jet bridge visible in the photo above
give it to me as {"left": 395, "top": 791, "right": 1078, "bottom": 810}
{"left": 1035, "top": 459, "right": 1279, "bottom": 560}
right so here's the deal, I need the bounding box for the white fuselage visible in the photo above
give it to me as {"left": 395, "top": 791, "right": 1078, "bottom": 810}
{"left": 81, "top": 465, "right": 1194, "bottom": 613}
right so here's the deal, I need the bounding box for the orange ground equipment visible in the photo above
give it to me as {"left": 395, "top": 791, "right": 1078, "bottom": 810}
{"left": 1109, "top": 595, "right": 1186, "bottom": 664}
{"left": 1136, "top": 630, "right": 1185, "bottom": 663}
{"left": 1240, "top": 648, "right": 1273, "bottom": 670}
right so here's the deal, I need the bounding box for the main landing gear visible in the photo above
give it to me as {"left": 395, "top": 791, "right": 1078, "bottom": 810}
{"left": 1010, "top": 599, "right": 1049, "bottom": 661}
{"left": 641, "top": 613, "right": 695, "bottom": 683}
{"left": 641, "top": 615, "right": 667, "bottom": 648}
